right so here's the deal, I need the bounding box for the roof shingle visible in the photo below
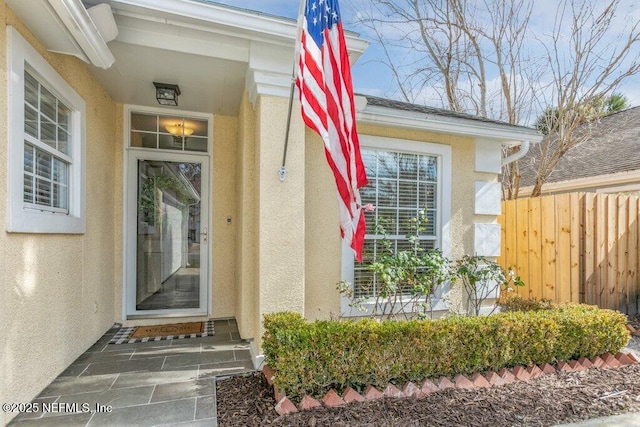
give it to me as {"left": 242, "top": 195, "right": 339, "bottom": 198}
{"left": 519, "top": 106, "right": 640, "bottom": 186}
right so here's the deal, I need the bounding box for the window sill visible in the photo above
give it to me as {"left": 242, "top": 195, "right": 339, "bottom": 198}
{"left": 340, "top": 297, "right": 449, "bottom": 318}
{"left": 7, "top": 208, "right": 85, "bottom": 234}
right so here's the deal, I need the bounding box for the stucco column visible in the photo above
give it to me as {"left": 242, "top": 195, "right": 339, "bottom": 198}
{"left": 254, "top": 94, "right": 306, "bottom": 349}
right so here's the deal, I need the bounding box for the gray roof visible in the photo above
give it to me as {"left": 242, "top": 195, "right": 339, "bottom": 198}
{"left": 519, "top": 106, "right": 640, "bottom": 186}
{"left": 360, "top": 94, "right": 539, "bottom": 132}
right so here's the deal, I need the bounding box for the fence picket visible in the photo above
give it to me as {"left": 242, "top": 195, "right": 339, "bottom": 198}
{"left": 556, "top": 194, "right": 572, "bottom": 303}
{"left": 570, "top": 193, "right": 581, "bottom": 304}
{"left": 617, "top": 196, "right": 628, "bottom": 313}
{"left": 596, "top": 195, "right": 607, "bottom": 308}
{"left": 516, "top": 198, "right": 531, "bottom": 299}
{"left": 541, "top": 196, "right": 557, "bottom": 301}
{"left": 606, "top": 195, "right": 617, "bottom": 310}
{"left": 528, "top": 197, "right": 543, "bottom": 300}
{"left": 629, "top": 197, "right": 639, "bottom": 316}
{"left": 583, "top": 193, "right": 595, "bottom": 306}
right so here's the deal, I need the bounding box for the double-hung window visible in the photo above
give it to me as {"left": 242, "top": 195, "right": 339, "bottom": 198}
{"left": 7, "top": 27, "right": 85, "bottom": 233}
{"left": 341, "top": 135, "right": 452, "bottom": 315}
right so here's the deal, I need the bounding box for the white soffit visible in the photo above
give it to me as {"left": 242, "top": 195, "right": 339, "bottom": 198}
{"left": 5, "top": 0, "right": 115, "bottom": 69}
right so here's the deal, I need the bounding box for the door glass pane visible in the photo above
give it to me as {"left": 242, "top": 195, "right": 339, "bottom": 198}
{"left": 135, "top": 160, "right": 202, "bottom": 311}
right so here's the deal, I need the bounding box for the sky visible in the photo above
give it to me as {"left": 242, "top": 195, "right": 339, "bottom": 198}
{"left": 211, "top": 0, "right": 640, "bottom": 124}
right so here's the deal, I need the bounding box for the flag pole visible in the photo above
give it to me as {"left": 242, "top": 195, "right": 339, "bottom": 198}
{"left": 279, "top": 0, "right": 307, "bottom": 183}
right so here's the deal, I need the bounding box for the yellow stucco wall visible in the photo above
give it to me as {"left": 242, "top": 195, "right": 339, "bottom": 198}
{"left": 304, "top": 124, "right": 499, "bottom": 319}
{"left": 234, "top": 94, "right": 307, "bottom": 349}
{"left": 235, "top": 93, "right": 258, "bottom": 340}
{"left": 211, "top": 115, "right": 238, "bottom": 318}
{"left": 0, "top": 5, "right": 118, "bottom": 424}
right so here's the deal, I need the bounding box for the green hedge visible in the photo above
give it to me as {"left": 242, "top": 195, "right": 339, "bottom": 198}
{"left": 262, "top": 306, "right": 629, "bottom": 400}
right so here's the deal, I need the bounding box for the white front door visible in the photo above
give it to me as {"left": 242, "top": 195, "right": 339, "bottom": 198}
{"left": 124, "top": 107, "right": 211, "bottom": 319}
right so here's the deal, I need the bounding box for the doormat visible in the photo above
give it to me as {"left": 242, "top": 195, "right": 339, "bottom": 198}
{"left": 109, "top": 320, "right": 215, "bottom": 344}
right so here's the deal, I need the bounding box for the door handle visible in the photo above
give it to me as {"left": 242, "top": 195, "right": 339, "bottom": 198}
{"left": 200, "top": 227, "right": 208, "bottom": 244}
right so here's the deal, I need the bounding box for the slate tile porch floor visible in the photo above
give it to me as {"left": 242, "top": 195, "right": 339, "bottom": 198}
{"left": 9, "top": 319, "right": 255, "bottom": 427}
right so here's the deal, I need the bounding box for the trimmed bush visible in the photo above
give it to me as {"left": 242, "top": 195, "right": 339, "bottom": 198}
{"left": 263, "top": 307, "right": 629, "bottom": 400}
{"left": 499, "top": 294, "right": 555, "bottom": 312}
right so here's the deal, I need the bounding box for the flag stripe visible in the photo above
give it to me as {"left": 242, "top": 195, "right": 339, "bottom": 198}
{"left": 296, "top": 0, "right": 368, "bottom": 261}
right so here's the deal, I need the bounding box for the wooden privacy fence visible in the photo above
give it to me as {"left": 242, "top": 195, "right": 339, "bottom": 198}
{"left": 498, "top": 193, "right": 640, "bottom": 315}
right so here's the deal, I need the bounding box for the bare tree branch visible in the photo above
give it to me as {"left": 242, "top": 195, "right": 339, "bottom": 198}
{"left": 352, "top": 0, "right": 640, "bottom": 198}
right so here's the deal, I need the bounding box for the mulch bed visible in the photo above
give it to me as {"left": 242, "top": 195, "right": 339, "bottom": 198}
{"left": 216, "top": 364, "right": 640, "bottom": 426}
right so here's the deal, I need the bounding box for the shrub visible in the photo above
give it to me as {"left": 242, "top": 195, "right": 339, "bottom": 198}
{"left": 263, "top": 308, "right": 629, "bottom": 400}
{"left": 500, "top": 294, "right": 555, "bottom": 312}
{"left": 453, "top": 255, "right": 524, "bottom": 316}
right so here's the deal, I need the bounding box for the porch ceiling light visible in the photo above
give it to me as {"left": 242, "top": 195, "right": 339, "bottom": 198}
{"left": 165, "top": 124, "right": 194, "bottom": 137}
{"left": 153, "top": 82, "right": 181, "bottom": 106}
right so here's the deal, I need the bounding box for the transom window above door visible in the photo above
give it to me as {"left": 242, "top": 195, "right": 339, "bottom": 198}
{"left": 129, "top": 112, "right": 209, "bottom": 153}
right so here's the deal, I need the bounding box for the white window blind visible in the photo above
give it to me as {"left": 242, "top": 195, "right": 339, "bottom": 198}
{"left": 355, "top": 148, "right": 439, "bottom": 298}
{"left": 23, "top": 70, "right": 71, "bottom": 213}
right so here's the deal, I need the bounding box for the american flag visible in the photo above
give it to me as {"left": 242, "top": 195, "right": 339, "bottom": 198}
{"left": 296, "top": 0, "right": 368, "bottom": 261}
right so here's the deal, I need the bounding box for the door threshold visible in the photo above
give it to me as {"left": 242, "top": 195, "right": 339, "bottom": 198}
{"left": 127, "top": 312, "right": 209, "bottom": 320}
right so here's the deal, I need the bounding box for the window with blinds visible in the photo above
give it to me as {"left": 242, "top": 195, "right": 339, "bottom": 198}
{"left": 355, "top": 148, "right": 439, "bottom": 298}
{"left": 7, "top": 27, "right": 85, "bottom": 233}
{"left": 23, "top": 71, "right": 71, "bottom": 213}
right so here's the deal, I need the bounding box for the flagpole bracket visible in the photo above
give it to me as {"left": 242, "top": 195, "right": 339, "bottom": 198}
{"left": 278, "top": 166, "right": 287, "bottom": 182}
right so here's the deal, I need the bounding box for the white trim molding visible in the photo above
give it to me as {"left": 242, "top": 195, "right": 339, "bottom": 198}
{"left": 474, "top": 181, "right": 502, "bottom": 215}
{"left": 474, "top": 223, "right": 501, "bottom": 257}
{"left": 6, "top": 26, "right": 86, "bottom": 234}
{"left": 356, "top": 105, "right": 543, "bottom": 144}
{"left": 5, "top": 0, "right": 115, "bottom": 68}
{"left": 83, "top": 0, "right": 368, "bottom": 55}
{"left": 475, "top": 139, "right": 503, "bottom": 173}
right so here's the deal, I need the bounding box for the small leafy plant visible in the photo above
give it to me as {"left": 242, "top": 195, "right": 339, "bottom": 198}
{"left": 338, "top": 207, "right": 452, "bottom": 320}
{"left": 454, "top": 255, "right": 524, "bottom": 316}
{"left": 339, "top": 206, "right": 524, "bottom": 319}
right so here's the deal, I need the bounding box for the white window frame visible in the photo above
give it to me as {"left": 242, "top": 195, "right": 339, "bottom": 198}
{"left": 341, "top": 135, "right": 452, "bottom": 317}
{"left": 6, "top": 27, "right": 86, "bottom": 234}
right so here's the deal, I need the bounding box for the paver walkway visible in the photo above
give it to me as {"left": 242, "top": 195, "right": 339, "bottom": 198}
{"left": 8, "top": 319, "right": 254, "bottom": 426}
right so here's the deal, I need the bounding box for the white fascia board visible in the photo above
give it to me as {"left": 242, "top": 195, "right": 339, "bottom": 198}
{"left": 46, "top": 0, "right": 115, "bottom": 69}
{"left": 358, "top": 105, "right": 543, "bottom": 144}
{"left": 5, "top": 0, "right": 115, "bottom": 68}
{"left": 97, "top": 0, "right": 368, "bottom": 60}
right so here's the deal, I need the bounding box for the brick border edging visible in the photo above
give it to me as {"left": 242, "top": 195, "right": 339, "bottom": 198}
{"left": 263, "top": 352, "right": 639, "bottom": 415}
{"left": 626, "top": 324, "right": 640, "bottom": 337}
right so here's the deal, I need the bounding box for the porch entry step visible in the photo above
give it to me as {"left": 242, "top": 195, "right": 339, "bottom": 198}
{"left": 109, "top": 321, "right": 215, "bottom": 344}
